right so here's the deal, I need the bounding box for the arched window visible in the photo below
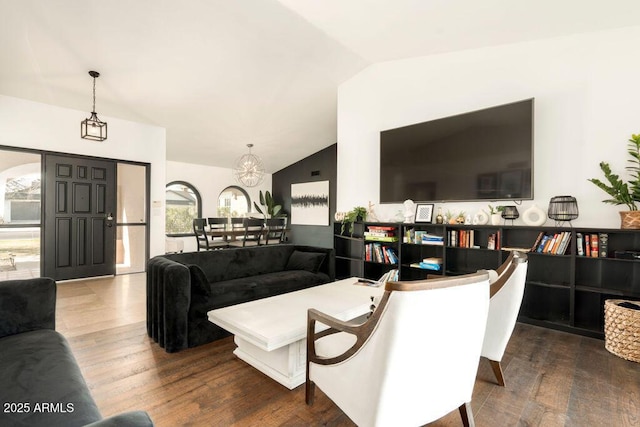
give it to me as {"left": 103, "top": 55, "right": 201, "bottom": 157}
{"left": 165, "top": 181, "right": 201, "bottom": 235}
{"left": 217, "top": 186, "right": 250, "bottom": 217}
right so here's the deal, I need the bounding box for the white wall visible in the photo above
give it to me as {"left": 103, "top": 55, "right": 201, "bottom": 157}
{"left": 337, "top": 26, "right": 640, "bottom": 228}
{"left": 166, "top": 160, "right": 272, "bottom": 252}
{"left": 0, "top": 94, "right": 167, "bottom": 256}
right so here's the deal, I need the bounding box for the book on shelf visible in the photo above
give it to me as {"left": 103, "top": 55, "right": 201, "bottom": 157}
{"left": 599, "top": 233, "right": 608, "bottom": 257}
{"left": 531, "top": 231, "right": 544, "bottom": 251}
{"left": 585, "top": 234, "right": 591, "bottom": 257}
{"left": 367, "top": 225, "right": 396, "bottom": 231}
{"left": 590, "top": 233, "right": 599, "bottom": 257}
{"left": 576, "top": 233, "right": 584, "bottom": 256}
{"left": 364, "top": 235, "right": 399, "bottom": 242}
{"left": 487, "top": 232, "right": 500, "bottom": 250}
{"left": 377, "top": 269, "right": 399, "bottom": 283}
{"left": 410, "top": 262, "right": 441, "bottom": 271}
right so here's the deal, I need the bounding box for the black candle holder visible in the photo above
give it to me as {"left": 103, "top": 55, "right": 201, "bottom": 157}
{"left": 501, "top": 206, "right": 519, "bottom": 225}
{"left": 548, "top": 196, "right": 579, "bottom": 226}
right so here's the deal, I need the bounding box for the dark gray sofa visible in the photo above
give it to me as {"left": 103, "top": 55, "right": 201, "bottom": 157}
{"left": 147, "top": 244, "right": 334, "bottom": 353}
{"left": 0, "top": 277, "right": 153, "bottom": 427}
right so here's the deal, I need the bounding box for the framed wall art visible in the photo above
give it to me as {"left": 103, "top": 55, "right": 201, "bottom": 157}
{"left": 414, "top": 203, "right": 434, "bottom": 223}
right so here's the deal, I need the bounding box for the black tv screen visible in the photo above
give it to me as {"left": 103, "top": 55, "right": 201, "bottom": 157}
{"left": 380, "top": 99, "right": 533, "bottom": 203}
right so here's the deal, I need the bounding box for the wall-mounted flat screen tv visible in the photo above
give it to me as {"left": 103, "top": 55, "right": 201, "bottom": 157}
{"left": 380, "top": 99, "right": 533, "bottom": 203}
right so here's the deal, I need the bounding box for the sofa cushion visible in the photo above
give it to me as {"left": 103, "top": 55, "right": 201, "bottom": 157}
{"left": 285, "top": 250, "right": 326, "bottom": 274}
{"left": 0, "top": 329, "right": 102, "bottom": 427}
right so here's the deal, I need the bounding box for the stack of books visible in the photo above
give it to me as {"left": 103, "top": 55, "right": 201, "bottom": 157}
{"left": 410, "top": 257, "right": 443, "bottom": 271}
{"left": 364, "top": 225, "right": 398, "bottom": 242}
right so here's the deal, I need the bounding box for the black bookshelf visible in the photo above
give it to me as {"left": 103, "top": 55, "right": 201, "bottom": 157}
{"left": 333, "top": 221, "right": 640, "bottom": 339}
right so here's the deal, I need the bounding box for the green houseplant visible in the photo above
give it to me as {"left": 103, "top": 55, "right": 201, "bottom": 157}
{"left": 341, "top": 206, "right": 367, "bottom": 235}
{"left": 254, "top": 190, "right": 283, "bottom": 219}
{"left": 588, "top": 133, "right": 640, "bottom": 228}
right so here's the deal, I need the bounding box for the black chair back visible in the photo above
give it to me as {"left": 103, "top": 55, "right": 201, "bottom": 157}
{"left": 241, "top": 218, "right": 265, "bottom": 246}
{"left": 193, "top": 218, "right": 210, "bottom": 251}
{"left": 265, "top": 217, "right": 286, "bottom": 244}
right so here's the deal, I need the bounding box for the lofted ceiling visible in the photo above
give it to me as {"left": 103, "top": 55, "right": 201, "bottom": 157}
{"left": 1, "top": 0, "right": 639, "bottom": 173}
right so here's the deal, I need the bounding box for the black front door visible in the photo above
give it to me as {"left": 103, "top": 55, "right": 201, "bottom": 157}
{"left": 43, "top": 154, "right": 116, "bottom": 280}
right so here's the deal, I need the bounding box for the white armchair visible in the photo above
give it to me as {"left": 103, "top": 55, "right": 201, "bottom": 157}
{"left": 306, "top": 271, "right": 491, "bottom": 427}
{"left": 481, "top": 251, "right": 528, "bottom": 386}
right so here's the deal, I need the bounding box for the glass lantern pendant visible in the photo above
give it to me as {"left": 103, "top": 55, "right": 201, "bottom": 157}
{"left": 81, "top": 71, "right": 108, "bottom": 141}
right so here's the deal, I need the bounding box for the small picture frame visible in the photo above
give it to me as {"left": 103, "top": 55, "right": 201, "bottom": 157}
{"left": 415, "top": 203, "right": 434, "bottom": 223}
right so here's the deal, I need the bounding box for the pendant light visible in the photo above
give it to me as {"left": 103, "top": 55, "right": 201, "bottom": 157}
{"left": 81, "top": 70, "right": 107, "bottom": 141}
{"left": 233, "top": 144, "right": 265, "bottom": 187}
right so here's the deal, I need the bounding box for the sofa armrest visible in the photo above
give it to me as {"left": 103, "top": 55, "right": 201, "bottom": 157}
{"left": 84, "top": 411, "right": 154, "bottom": 427}
{"left": 147, "top": 256, "right": 192, "bottom": 352}
{"left": 0, "top": 277, "right": 56, "bottom": 339}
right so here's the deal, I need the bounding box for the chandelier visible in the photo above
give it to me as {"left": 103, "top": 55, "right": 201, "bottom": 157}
{"left": 81, "top": 70, "right": 107, "bottom": 141}
{"left": 233, "top": 144, "right": 265, "bottom": 187}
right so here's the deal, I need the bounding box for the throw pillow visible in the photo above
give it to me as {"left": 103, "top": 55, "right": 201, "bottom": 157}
{"left": 285, "top": 250, "right": 326, "bottom": 274}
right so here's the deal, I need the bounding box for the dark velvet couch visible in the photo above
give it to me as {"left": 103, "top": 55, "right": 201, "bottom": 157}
{"left": 0, "top": 277, "right": 153, "bottom": 427}
{"left": 147, "top": 244, "right": 334, "bottom": 353}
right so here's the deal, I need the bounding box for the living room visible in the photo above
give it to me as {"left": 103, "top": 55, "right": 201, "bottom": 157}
{"left": 2, "top": 1, "right": 640, "bottom": 426}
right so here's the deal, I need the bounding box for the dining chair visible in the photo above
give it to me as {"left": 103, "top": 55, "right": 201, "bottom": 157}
{"left": 193, "top": 218, "right": 212, "bottom": 251}
{"left": 481, "top": 251, "right": 528, "bottom": 387}
{"left": 306, "top": 271, "right": 491, "bottom": 427}
{"left": 229, "top": 218, "right": 264, "bottom": 247}
{"left": 265, "top": 217, "right": 286, "bottom": 244}
{"left": 207, "top": 217, "right": 230, "bottom": 249}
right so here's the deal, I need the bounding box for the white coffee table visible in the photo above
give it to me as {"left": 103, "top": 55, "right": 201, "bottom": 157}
{"left": 207, "top": 277, "right": 385, "bottom": 389}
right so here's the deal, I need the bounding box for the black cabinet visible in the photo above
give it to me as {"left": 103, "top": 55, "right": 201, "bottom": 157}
{"left": 333, "top": 221, "right": 640, "bottom": 338}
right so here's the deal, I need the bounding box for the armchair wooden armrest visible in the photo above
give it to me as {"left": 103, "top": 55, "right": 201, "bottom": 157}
{"left": 490, "top": 253, "right": 526, "bottom": 298}
{"left": 305, "top": 292, "right": 391, "bottom": 404}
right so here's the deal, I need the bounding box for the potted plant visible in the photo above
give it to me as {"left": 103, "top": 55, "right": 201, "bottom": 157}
{"left": 254, "top": 190, "right": 283, "bottom": 219}
{"left": 341, "top": 206, "right": 368, "bottom": 235}
{"left": 588, "top": 133, "right": 640, "bottom": 229}
{"left": 488, "top": 205, "right": 504, "bottom": 225}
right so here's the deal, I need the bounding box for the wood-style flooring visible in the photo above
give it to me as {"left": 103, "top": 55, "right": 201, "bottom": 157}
{"left": 57, "top": 274, "right": 640, "bottom": 426}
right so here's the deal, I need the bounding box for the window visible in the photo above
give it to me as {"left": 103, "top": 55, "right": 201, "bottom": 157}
{"left": 217, "top": 186, "right": 250, "bottom": 217}
{"left": 166, "top": 181, "right": 201, "bottom": 235}
{"left": 0, "top": 149, "right": 42, "bottom": 279}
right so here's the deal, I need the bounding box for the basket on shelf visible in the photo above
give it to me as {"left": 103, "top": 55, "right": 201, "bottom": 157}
{"left": 604, "top": 299, "right": 640, "bottom": 363}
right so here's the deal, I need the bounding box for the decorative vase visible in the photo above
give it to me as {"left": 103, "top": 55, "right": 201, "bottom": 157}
{"left": 491, "top": 213, "right": 502, "bottom": 225}
{"left": 522, "top": 204, "right": 546, "bottom": 226}
{"left": 473, "top": 210, "right": 489, "bottom": 225}
{"left": 619, "top": 211, "right": 640, "bottom": 229}
{"left": 435, "top": 208, "right": 444, "bottom": 224}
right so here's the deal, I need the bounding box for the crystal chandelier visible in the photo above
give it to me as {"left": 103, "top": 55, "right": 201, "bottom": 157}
{"left": 233, "top": 144, "right": 265, "bottom": 187}
{"left": 81, "top": 70, "right": 107, "bottom": 141}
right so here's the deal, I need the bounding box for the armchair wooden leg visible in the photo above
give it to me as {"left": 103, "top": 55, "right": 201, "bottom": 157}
{"left": 305, "top": 380, "right": 315, "bottom": 405}
{"left": 458, "top": 402, "right": 475, "bottom": 427}
{"left": 489, "top": 359, "right": 506, "bottom": 387}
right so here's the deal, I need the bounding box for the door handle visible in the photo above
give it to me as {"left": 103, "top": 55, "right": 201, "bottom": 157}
{"left": 106, "top": 213, "right": 114, "bottom": 227}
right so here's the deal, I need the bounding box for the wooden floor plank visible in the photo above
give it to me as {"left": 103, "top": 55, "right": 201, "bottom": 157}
{"left": 52, "top": 274, "right": 640, "bottom": 427}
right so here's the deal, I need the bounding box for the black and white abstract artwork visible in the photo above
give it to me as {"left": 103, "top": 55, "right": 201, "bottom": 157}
{"left": 291, "top": 180, "right": 329, "bottom": 226}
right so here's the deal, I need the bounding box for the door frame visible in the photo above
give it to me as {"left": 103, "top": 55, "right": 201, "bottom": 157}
{"left": 0, "top": 144, "right": 151, "bottom": 279}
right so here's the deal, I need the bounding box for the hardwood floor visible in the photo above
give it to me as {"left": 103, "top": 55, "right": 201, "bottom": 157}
{"left": 58, "top": 274, "right": 640, "bottom": 426}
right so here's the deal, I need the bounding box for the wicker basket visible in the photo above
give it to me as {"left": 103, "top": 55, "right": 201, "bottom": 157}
{"left": 604, "top": 299, "right": 640, "bottom": 363}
